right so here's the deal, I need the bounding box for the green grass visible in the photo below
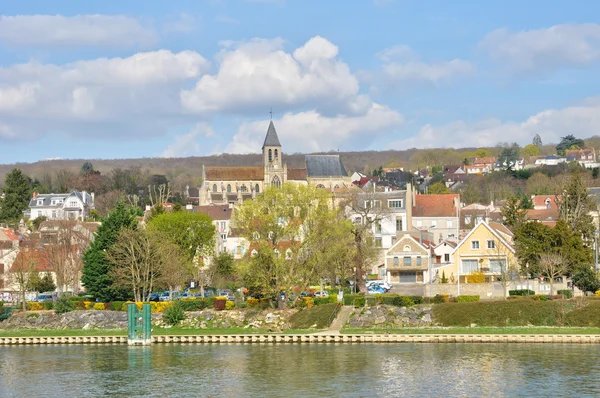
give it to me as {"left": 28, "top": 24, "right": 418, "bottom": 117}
{"left": 341, "top": 327, "right": 600, "bottom": 335}
{"left": 288, "top": 303, "right": 339, "bottom": 329}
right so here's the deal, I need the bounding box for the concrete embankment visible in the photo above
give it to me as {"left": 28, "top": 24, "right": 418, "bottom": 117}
{"left": 2, "top": 334, "right": 600, "bottom": 345}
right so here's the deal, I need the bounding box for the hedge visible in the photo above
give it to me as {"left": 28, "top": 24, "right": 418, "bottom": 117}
{"left": 353, "top": 296, "right": 366, "bottom": 307}
{"left": 509, "top": 289, "right": 535, "bottom": 296}
{"left": 455, "top": 295, "right": 480, "bottom": 303}
{"left": 343, "top": 294, "right": 363, "bottom": 306}
{"left": 557, "top": 290, "right": 573, "bottom": 298}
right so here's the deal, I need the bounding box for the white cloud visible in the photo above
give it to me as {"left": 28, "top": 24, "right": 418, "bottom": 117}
{"left": 480, "top": 23, "right": 600, "bottom": 74}
{"left": 0, "top": 50, "right": 209, "bottom": 140}
{"left": 391, "top": 98, "right": 600, "bottom": 149}
{"left": 227, "top": 103, "right": 404, "bottom": 153}
{"left": 368, "top": 45, "right": 473, "bottom": 90}
{"left": 0, "top": 14, "right": 157, "bottom": 47}
{"left": 181, "top": 36, "right": 370, "bottom": 116}
{"left": 161, "top": 123, "right": 215, "bottom": 157}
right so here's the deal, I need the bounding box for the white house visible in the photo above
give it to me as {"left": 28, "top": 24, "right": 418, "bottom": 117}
{"left": 27, "top": 191, "right": 94, "bottom": 221}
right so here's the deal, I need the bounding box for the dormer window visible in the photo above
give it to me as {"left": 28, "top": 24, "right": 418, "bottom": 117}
{"left": 37, "top": 200, "right": 43, "bottom": 206}
{"left": 545, "top": 198, "right": 551, "bottom": 209}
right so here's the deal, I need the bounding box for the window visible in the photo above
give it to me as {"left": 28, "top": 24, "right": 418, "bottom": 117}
{"left": 51, "top": 210, "right": 56, "bottom": 218}
{"left": 416, "top": 256, "right": 422, "bottom": 266}
{"left": 391, "top": 236, "right": 397, "bottom": 245}
{"left": 251, "top": 249, "right": 258, "bottom": 257}
{"left": 271, "top": 176, "right": 281, "bottom": 188}
{"left": 241, "top": 185, "right": 247, "bottom": 192}
{"left": 471, "top": 240, "right": 480, "bottom": 249}
{"left": 431, "top": 220, "right": 437, "bottom": 228}
{"left": 476, "top": 216, "right": 483, "bottom": 223}
{"left": 416, "top": 220, "right": 423, "bottom": 228}
{"left": 227, "top": 184, "right": 232, "bottom": 193}
{"left": 268, "top": 149, "right": 272, "bottom": 162}
{"left": 274, "top": 149, "right": 278, "bottom": 159}
{"left": 393, "top": 257, "right": 399, "bottom": 265}
{"left": 37, "top": 199, "right": 43, "bottom": 206}
{"left": 212, "top": 184, "right": 217, "bottom": 192}
{"left": 255, "top": 184, "right": 260, "bottom": 193}
{"left": 403, "top": 245, "right": 411, "bottom": 252}
{"left": 354, "top": 217, "right": 362, "bottom": 225}
{"left": 404, "top": 256, "right": 411, "bottom": 266}
{"left": 388, "top": 199, "right": 403, "bottom": 208}
{"left": 461, "top": 259, "right": 478, "bottom": 274}
{"left": 365, "top": 200, "right": 381, "bottom": 209}
{"left": 316, "top": 184, "right": 325, "bottom": 188}
{"left": 375, "top": 237, "right": 382, "bottom": 247}
{"left": 236, "top": 246, "right": 242, "bottom": 255}
{"left": 447, "top": 220, "right": 453, "bottom": 229}
{"left": 489, "top": 259, "right": 506, "bottom": 273}
{"left": 465, "top": 215, "right": 472, "bottom": 224}
{"left": 220, "top": 233, "right": 227, "bottom": 242}
{"left": 220, "top": 221, "right": 226, "bottom": 231}
{"left": 396, "top": 217, "right": 403, "bottom": 232}
{"left": 444, "top": 253, "right": 450, "bottom": 262}
{"left": 68, "top": 200, "right": 78, "bottom": 208}
{"left": 487, "top": 240, "right": 495, "bottom": 249}
{"left": 375, "top": 222, "right": 382, "bottom": 234}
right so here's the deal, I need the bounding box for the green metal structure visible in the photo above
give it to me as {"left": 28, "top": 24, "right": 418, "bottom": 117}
{"left": 127, "top": 303, "right": 152, "bottom": 345}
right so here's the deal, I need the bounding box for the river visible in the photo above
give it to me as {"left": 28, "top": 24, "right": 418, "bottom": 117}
{"left": 1, "top": 343, "right": 598, "bottom": 397}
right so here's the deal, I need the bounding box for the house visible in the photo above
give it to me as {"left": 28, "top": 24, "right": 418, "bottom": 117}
{"left": 460, "top": 202, "right": 503, "bottom": 231}
{"left": 412, "top": 193, "right": 460, "bottom": 243}
{"left": 184, "top": 185, "right": 201, "bottom": 205}
{"left": 473, "top": 157, "right": 496, "bottom": 171}
{"left": 526, "top": 195, "right": 560, "bottom": 226}
{"left": 351, "top": 171, "right": 366, "bottom": 183}
{"left": 6, "top": 247, "right": 54, "bottom": 294}
{"left": 439, "top": 220, "right": 516, "bottom": 284}
{"left": 464, "top": 165, "right": 486, "bottom": 175}
{"left": 566, "top": 149, "right": 599, "bottom": 168}
{"left": 384, "top": 234, "right": 432, "bottom": 284}
{"left": 443, "top": 165, "right": 469, "bottom": 188}
{"left": 38, "top": 220, "right": 98, "bottom": 245}
{"left": 0, "top": 228, "right": 20, "bottom": 293}
{"left": 534, "top": 155, "right": 575, "bottom": 166}
{"left": 433, "top": 239, "right": 456, "bottom": 265}
{"left": 494, "top": 158, "right": 525, "bottom": 171}
{"left": 27, "top": 191, "right": 95, "bottom": 221}
{"left": 186, "top": 204, "right": 234, "bottom": 255}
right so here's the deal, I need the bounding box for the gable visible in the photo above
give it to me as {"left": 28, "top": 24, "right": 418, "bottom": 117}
{"left": 387, "top": 235, "right": 428, "bottom": 256}
{"left": 453, "top": 221, "right": 514, "bottom": 255}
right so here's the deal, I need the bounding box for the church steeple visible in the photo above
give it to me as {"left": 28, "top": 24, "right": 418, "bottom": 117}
{"left": 262, "top": 121, "right": 281, "bottom": 149}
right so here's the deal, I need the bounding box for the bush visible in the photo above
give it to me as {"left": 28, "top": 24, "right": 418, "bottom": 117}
{"left": 225, "top": 300, "right": 235, "bottom": 310}
{"left": 43, "top": 301, "right": 54, "bottom": 310}
{"left": 398, "top": 296, "right": 415, "bottom": 307}
{"left": 93, "top": 302, "right": 105, "bottom": 310}
{"left": 246, "top": 298, "right": 259, "bottom": 307}
{"left": 365, "top": 296, "right": 377, "bottom": 307}
{"left": 26, "top": 302, "right": 43, "bottom": 311}
{"left": 557, "top": 290, "right": 573, "bottom": 298}
{"left": 456, "top": 295, "right": 480, "bottom": 303}
{"left": 432, "top": 294, "right": 449, "bottom": 304}
{"left": 509, "top": 289, "right": 535, "bottom": 296}
{"left": 213, "top": 298, "right": 226, "bottom": 311}
{"left": 378, "top": 294, "right": 400, "bottom": 306}
{"left": 409, "top": 296, "right": 424, "bottom": 305}
{"left": 108, "top": 301, "right": 125, "bottom": 311}
{"left": 353, "top": 296, "right": 365, "bottom": 307}
{"left": 54, "top": 295, "right": 75, "bottom": 314}
{"left": 163, "top": 300, "right": 187, "bottom": 326}
{"left": 300, "top": 297, "right": 315, "bottom": 309}
{"left": 343, "top": 294, "right": 363, "bottom": 306}
{"left": 313, "top": 297, "right": 331, "bottom": 306}
{"left": 179, "top": 299, "right": 208, "bottom": 312}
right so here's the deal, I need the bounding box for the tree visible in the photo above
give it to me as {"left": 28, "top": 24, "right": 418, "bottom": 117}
{"left": 571, "top": 265, "right": 600, "bottom": 294}
{"left": 0, "top": 169, "right": 31, "bottom": 224}
{"left": 147, "top": 211, "right": 215, "bottom": 262}
{"left": 557, "top": 172, "right": 595, "bottom": 240}
{"left": 427, "top": 182, "right": 450, "bottom": 194}
{"left": 521, "top": 144, "right": 540, "bottom": 159}
{"left": 211, "top": 251, "right": 235, "bottom": 290}
{"left": 556, "top": 134, "right": 585, "bottom": 155}
{"left": 28, "top": 272, "right": 56, "bottom": 293}
{"left": 9, "top": 250, "right": 37, "bottom": 310}
{"left": 501, "top": 196, "right": 527, "bottom": 229}
{"left": 496, "top": 143, "right": 521, "bottom": 171}
{"left": 538, "top": 253, "right": 566, "bottom": 295}
{"left": 533, "top": 134, "right": 543, "bottom": 149}
{"left": 81, "top": 202, "right": 137, "bottom": 301}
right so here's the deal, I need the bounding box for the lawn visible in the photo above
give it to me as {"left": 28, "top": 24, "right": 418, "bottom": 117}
{"left": 341, "top": 327, "right": 600, "bottom": 335}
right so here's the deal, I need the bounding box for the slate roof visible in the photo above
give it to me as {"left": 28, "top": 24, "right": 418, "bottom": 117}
{"left": 205, "top": 166, "right": 264, "bottom": 181}
{"left": 28, "top": 191, "right": 92, "bottom": 208}
{"left": 413, "top": 194, "right": 459, "bottom": 217}
{"left": 287, "top": 168, "right": 307, "bottom": 180}
{"left": 262, "top": 121, "right": 281, "bottom": 148}
{"left": 305, "top": 155, "right": 347, "bottom": 177}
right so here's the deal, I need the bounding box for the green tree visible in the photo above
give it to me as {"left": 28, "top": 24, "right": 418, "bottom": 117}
{"left": 28, "top": 272, "right": 56, "bottom": 293}
{"left": 496, "top": 143, "right": 521, "bottom": 171}
{"left": 557, "top": 172, "right": 595, "bottom": 240}
{"left": 501, "top": 196, "right": 527, "bottom": 229}
{"left": 571, "top": 265, "right": 600, "bottom": 294}
{"left": 147, "top": 211, "right": 215, "bottom": 262}
{"left": 521, "top": 144, "right": 540, "bottom": 159}
{"left": 533, "top": 134, "right": 543, "bottom": 149}
{"left": 427, "top": 181, "right": 451, "bottom": 194}
{"left": 81, "top": 202, "right": 137, "bottom": 301}
{"left": 556, "top": 134, "right": 585, "bottom": 155}
{"left": 211, "top": 251, "right": 236, "bottom": 289}
{"left": 0, "top": 169, "right": 31, "bottom": 224}
{"left": 81, "top": 161, "right": 95, "bottom": 176}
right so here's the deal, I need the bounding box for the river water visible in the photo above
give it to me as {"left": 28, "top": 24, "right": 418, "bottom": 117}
{"left": 1, "top": 343, "right": 598, "bottom": 397}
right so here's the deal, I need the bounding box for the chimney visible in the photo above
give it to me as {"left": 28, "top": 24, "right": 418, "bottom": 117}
{"left": 82, "top": 190, "right": 87, "bottom": 204}
{"left": 91, "top": 192, "right": 95, "bottom": 204}
{"left": 33, "top": 192, "right": 37, "bottom": 199}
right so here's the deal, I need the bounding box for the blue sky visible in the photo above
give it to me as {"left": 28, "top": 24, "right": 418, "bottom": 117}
{"left": 2, "top": 0, "right": 600, "bottom": 163}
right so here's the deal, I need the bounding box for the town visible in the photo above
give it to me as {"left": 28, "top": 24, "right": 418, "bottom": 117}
{"left": 0, "top": 124, "right": 598, "bottom": 308}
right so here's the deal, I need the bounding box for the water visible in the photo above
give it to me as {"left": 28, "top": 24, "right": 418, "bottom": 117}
{"left": 1, "top": 343, "right": 599, "bottom": 397}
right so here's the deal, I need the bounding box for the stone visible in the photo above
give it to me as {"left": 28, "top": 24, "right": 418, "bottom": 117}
{"left": 421, "top": 313, "right": 432, "bottom": 323}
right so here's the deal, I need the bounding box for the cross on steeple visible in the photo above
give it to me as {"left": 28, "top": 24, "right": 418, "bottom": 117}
{"left": 269, "top": 108, "right": 272, "bottom": 120}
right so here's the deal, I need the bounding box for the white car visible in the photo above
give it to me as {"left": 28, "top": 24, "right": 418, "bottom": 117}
{"left": 366, "top": 281, "right": 392, "bottom": 291}
{"left": 314, "top": 291, "right": 329, "bottom": 297}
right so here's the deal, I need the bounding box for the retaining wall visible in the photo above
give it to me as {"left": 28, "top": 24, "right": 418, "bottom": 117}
{"left": 1, "top": 334, "right": 600, "bottom": 345}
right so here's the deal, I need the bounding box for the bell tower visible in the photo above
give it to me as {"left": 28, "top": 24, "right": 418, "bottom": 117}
{"left": 262, "top": 121, "right": 286, "bottom": 187}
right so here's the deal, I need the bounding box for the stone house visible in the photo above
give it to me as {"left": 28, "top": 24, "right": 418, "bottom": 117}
{"left": 384, "top": 234, "right": 432, "bottom": 284}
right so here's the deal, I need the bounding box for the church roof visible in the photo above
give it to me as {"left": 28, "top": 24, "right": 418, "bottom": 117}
{"left": 287, "top": 168, "right": 307, "bottom": 180}
{"left": 205, "top": 166, "right": 264, "bottom": 181}
{"left": 262, "top": 121, "right": 281, "bottom": 148}
{"left": 305, "top": 155, "right": 347, "bottom": 177}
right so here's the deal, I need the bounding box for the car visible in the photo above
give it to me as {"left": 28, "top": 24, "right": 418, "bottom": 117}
{"left": 314, "top": 291, "right": 329, "bottom": 297}
{"left": 217, "top": 290, "right": 235, "bottom": 301}
{"left": 300, "top": 291, "right": 313, "bottom": 298}
{"left": 159, "top": 291, "right": 180, "bottom": 302}
{"left": 367, "top": 280, "right": 392, "bottom": 291}
{"left": 37, "top": 293, "right": 54, "bottom": 303}
{"left": 367, "top": 285, "right": 386, "bottom": 294}
{"left": 196, "top": 290, "right": 214, "bottom": 298}
{"left": 146, "top": 293, "right": 160, "bottom": 302}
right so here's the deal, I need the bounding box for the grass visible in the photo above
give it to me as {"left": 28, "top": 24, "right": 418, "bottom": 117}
{"left": 341, "top": 327, "right": 600, "bottom": 335}
{"left": 288, "top": 303, "right": 339, "bottom": 329}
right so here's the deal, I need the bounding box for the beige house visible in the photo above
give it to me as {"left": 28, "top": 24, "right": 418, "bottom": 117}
{"left": 384, "top": 234, "right": 432, "bottom": 284}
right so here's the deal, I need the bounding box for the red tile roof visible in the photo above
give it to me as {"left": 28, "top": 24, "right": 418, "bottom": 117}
{"left": 287, "top": 168, "right": 307, "bottom": 180}
{"left": 205, "top": 166, "right": 264, "bottom": 181}
{"left": 0, "top": 228, "right": 20, "bottom": 241}
{"left": 526, "top": 208, "right": 559, "bottom": 226}
{"left": 413, "top": 194, "right": 459, "bottom": 217}
{"left": 532, "top": 195, "right": 560, "bottom": 209}
{"left": 473, "top": 157, "right": 496, "bottom": 165}
{"left": 11, "top": 249, "right": 52, "bottom": 272}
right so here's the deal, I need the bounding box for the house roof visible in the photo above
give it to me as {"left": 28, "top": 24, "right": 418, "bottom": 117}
{"left": 305, "top": 155, "right": 347, "bottom": 177}
{"left": 532, "top": 195, "right": 560, "bottom": 208}
{"left": 39, "top": 220, "right": 100, "bottom": 235}
{"left": 0, "top": 228, "right": 20, "bottom": 241}
{"left": 566, "top": 148, "right": 594, "bottom": 157}
{"left": 287, "top": 168, "right": 307, "bottom": 181}
{"left": 187, "top": 187, "right": 200, "bottom": 198}
{"left": 461, "top": 203, "right": 490, "bottom": 211}
{"left": 452, "top": 220, "right": 515, "bottom": 256}
{"left": 192, "top": 205, "right": 233, "bottom": 221}
{"left": 386, "top": 233, "right": 432, "bottom": 255}
{"left": 262, "top": 121, "right": 281, "bottom": 148}
{"left": 473, "top": 157, "right": 496, "bottom": 165}
{"left": 488, "top": 221, "right": 514, "bottom": 239}
{"left": 413, "top": 194, "right": 459, "bottom": 217}
{"left": 205, "top": 166, "right": 264, "bottom": 181}
{"left": 526, "top": 208, "right": 559, "bottom": 225}
{"left": 11, "top": 248, "right": 53, "bottom": 272}
{"left": 434, "top": 239, "right": 457, "bottom": 249}
{"left": 29, "top": 191, "right": 92, "bottom": 208}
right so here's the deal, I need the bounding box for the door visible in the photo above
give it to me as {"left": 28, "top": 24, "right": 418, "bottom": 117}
{"left": 399, "top": 272, "right": 417, "bottom": 283}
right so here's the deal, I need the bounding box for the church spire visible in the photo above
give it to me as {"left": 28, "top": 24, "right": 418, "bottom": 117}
{"left": 262, "top": 120, "right": 281, "bottom": 149}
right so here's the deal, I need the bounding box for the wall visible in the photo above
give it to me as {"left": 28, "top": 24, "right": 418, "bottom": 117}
{"left": 431, "top": 280, "right": 575, "bottom": 298}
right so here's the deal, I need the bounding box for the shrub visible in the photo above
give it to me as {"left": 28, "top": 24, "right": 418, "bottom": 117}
{"left": 289, "top": 303, "right": 340, "bottom": 329}
{"left": 54, "top": 295, "right": 75, "bottom": 314}
{"left": 300, "top": 297, "right": 315, "bottom": 309}
{"left": 225, "top": 300, "right": 235, "bottom": 310}
{"left": 509, "top": 289, "right": 535, "bottom": 296}
{"left": 365, "top": 296, "right": 377, "bottom": 307}
{"left": 409, "top": 296, "right": 424, "bottom": 305}
{"left": 43, "top": 302, "right": 54, "bottom": 310}
{"left": 398, "top": 296, "right": 415, "bottom": 307}
{"left": 108, "top": 301, "right": 124, "bottom": 311}
{"left": 456, "top": 295, "right": 480, "bottom": 303}
{"left": 179, "top": 299, "right": 208, "bottom": 312}
{"left": 313, "top": 297, "right": 330, "bottom": 306}
{"left": 26, "top": 302, "right": 43, "bottom": 311}
{"left": 343, "top": 294, "right": 363, "bottom": 306}
{"left": 163, "top": 300, "right": 187, "bottom": 326}
{"left": 93, "top": 302, "right": 105, "bottom": 310}
{"left": 74, "top": 301, "right": 86, "bottom": 310}
{"left": 353, "top": 296, "right": 365, "bottom": 307}
{"left": 83, "top": 301, "right": 93, "bottom": 309}
{"left": 466, "top": 270, "right": 486, "bottom": 284}
{"left": 246, "top": 298, "right": 259, "bottom": 307}
{"left": 440, "top": 271, "right": 448, "bottom": 284}
{"left": 557, "top": 290, "right": 573, "bottom": 298}
{"left": 432, "top": 294, "right": 450, "bottom": 304}
{"left": 379, "top": 294, "right": 400, "bottom": 306}
{"left": 27, "top": 312, "right": 39, "bottom": 318}
{"left": 596, "top": 290, "right": 600, "bottom": 296}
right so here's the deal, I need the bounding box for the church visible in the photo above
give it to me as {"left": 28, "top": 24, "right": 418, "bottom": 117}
{"left": 199, "top": 121, "right": 352, "bottom": 206}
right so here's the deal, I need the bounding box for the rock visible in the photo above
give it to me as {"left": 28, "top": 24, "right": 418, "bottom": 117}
{"left": 421, "top": 313, "right": 432, "bottom": 323}
{"left": 82, "top": 323, "right": 91, "bottom": 330}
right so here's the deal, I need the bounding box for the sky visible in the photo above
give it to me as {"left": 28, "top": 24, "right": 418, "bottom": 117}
{"left": 2, "top": 0, "right": 600, "bottom": 163}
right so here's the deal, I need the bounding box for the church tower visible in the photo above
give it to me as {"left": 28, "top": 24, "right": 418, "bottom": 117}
{"left": 262, "top": 121, "right": 286, "bottom": 187}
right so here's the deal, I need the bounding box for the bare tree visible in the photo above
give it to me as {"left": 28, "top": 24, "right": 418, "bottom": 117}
{"left": 156, "top": 237, "right": 190, "bottom": 300}
{"left": 492, "top": 240, "right": 519, "bottom": 299}
{"left": 9, "top": 250, "right": 37, "bottom": 310}
{"left": 539, "top": 253, "right": 567, "bottom": 295}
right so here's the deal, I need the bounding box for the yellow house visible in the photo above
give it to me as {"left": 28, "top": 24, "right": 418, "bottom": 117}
{"left": 384, "top": 234, "right": 432, "bottom": 284}
{"left": 443, "top": 220, "right": 517, "bottom": 283}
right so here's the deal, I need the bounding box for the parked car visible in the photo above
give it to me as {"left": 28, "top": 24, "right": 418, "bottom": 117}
{"left": 159, "top": 291, "right": 179, "bottom": 302}
{"left": 367, "top": 281, "right": 392, "bottom": 292}
{"left": 196, "top": 290, "right": 214, "bottom": 298}
{"left": 217, "top": 290, "right": 235, "bottom": 301}
{"left": 314, "top": 291, "right": 329, "bottom": 297}
{"left": 37, "top": 293, "right": 54, "bottom": 303}
{"left": 367, "top": 285, "right": 386, "bottom": 294}
{"left": 146, "top": 293, "right": 160, "bottom": 302}
{"left": 300, "top": 291, "right": 313, "bottom": 298}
